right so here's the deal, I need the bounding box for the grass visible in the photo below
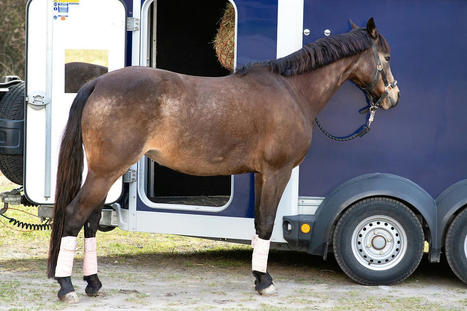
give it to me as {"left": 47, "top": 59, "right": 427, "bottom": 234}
{"left": 0, "top": 176, "right": 466, "bottom": 310}
{"left": 0, "top": 177, "right": 251, "bottom": 264}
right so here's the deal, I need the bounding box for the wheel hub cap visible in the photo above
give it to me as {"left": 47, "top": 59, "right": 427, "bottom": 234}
{"left": 372, "top": 235, "right": 387, "bottom": 250}
{"left": 351, "top": 215, "right": 408, "bottom": 271}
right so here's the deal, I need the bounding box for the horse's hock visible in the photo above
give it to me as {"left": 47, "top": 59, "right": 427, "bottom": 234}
{"left": 214, "top": 2, "right": 235, "bottom": 72}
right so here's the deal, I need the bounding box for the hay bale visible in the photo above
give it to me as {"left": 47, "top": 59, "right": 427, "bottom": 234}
{"left": 214, "top": 2, "right": 235, "bottom": 72}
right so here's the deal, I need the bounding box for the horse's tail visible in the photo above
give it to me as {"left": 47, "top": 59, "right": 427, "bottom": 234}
{"left": 47, "top": 80, "right": 96, "bottom": 278}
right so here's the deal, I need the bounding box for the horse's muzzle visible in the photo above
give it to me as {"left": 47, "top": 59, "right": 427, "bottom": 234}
{"left": 391, "top": 92, "right": 400, "bottom": 108}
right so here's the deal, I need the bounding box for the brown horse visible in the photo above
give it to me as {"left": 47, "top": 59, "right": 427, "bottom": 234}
{"left": 48, "top": 18, "right": 400, "bottom": 302}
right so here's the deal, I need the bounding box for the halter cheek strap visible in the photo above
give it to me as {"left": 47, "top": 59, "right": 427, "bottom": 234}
{"left": 361, "top": 43, "right": 398, "bottom": 126}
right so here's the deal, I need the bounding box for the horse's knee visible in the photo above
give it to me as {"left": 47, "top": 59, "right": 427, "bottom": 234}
{"left": 63, "top": 204, "right": 85, "bottom": 236}
{"left": 256, "top": 218, "right": 275, "bottom": 240}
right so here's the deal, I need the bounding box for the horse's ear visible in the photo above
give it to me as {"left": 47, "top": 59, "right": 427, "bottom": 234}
{"left": 366, "top": 17, "right": 377, "bottom": 39}
{"left": 349, "top": 18, "right": 359, "bottom": 30}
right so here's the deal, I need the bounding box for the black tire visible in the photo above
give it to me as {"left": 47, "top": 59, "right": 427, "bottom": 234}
{"left": 333, "top": 197, "right": 424, "bottom": 285}
{"left": 0, "top": 81, "right": 24, "bottom": 185}
{"left": 445, "top": 208, "right": 467, "bottom": 285}
{"left": 98, "top": 225, "right": 116, "bottom": 232}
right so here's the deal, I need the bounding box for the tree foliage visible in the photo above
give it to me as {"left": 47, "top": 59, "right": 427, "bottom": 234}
{"left": 0, "top": 0, "right": 28, "bottom": 78}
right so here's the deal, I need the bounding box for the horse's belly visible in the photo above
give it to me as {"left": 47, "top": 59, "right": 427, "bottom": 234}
{"left": 145, "top": 149, "right": 250, "bottom": 176}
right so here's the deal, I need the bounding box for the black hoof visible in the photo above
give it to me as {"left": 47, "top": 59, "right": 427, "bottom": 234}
{"left": 56, "top": 276, "right": 76, "bottom": 301}
{"left": 84, "top": 274, "right": 102, "bottom": 297}
{"left": 252, "top": 271, "right": 276, "bottom": 295}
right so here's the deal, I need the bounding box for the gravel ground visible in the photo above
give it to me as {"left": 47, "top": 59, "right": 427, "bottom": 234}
{"left": 1, "top": 250, "right": 466, "bottom": 311}
{"left": 0, "top": 177, "right": 466, "bottom": 310}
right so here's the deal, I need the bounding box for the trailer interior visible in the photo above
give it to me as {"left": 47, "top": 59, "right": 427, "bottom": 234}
{"left": 143, "top": 0, "right": 235, "bottom": 207}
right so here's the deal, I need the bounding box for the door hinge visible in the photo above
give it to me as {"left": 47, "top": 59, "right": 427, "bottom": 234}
{"left": 126, "top": 17, "right": 140, "bottom": 31}
{"left": 27, "top": 93, "right": 47, "bottom": 110}
{"left": 123, "top": 169, "right": 137, "bottom": 183}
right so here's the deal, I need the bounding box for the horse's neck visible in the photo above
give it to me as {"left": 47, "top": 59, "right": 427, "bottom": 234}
{"left": 288, "top": 54, "right": 361, "bottom": 121}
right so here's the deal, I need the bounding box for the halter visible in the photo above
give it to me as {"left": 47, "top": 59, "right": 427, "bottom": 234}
{"left": 315, "top": 41, "right": 398, "bottom": 142}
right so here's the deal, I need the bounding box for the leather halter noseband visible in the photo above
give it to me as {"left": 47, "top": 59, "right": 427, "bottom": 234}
{"left": 314, "top": 41, "right": 398, "bottom": 142}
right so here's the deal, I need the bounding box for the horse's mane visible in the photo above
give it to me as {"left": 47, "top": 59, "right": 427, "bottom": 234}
{"left": 236, "top": 28, "right": 390, "bottom": 76}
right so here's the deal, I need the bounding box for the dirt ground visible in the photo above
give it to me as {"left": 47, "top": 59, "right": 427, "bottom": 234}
{"left": 0, "top": 177, "right": 466, "bottom": 310}
{"left": 1, "top": 248, "right": 467, "bottom": 311}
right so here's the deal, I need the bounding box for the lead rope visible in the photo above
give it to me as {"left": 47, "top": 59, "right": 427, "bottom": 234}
{"left": 314, "top": 115, "right": 371, "bottom": 142}
{"left": 314, "top": 95, "right": 379, "bottom": 142}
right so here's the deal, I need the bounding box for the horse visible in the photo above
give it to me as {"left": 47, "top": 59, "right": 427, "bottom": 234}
{"left": 65, "top": 62, "right": 108, "bottom": 93}
{"left": 47, "top": 18, "right": 400, "bottom": 303}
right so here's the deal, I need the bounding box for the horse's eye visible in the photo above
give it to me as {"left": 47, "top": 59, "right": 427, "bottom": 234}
{"left": 385, "top": 56, "right": 391, "bottom": 62}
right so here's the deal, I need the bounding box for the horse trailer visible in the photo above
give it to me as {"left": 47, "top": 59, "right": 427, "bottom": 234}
{"left": 1, "top": 0, "right": 467, "bottom": 286}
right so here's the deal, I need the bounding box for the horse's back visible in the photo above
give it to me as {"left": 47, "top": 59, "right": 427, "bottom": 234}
{"left": 80, "top": 66, "right": 310, "bottom": 175}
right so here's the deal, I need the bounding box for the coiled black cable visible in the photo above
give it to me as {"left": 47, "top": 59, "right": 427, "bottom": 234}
{"left": 0, "top": 213, "right": 51, "bottom": 230}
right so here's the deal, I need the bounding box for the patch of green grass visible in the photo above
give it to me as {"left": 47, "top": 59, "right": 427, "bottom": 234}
{"left": 0, "top": 280, "right": 20, "bottom": 301}
{"left": 329, "top": 294, "right": 457, "bottom": 311}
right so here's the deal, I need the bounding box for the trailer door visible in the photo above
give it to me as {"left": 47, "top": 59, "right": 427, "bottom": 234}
{"left": 25, "top": 0, "right": 126, "bottom": 204}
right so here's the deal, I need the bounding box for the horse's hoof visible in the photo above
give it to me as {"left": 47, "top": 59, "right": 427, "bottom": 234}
{"left": 59, "top": 291, "right": 79, "bottom": 304}
{"left": 259, "top": 284, "right": 277, "bottom": 296}
{"left": 84, "top": 274, "right": 102, "bottom": 297}
{"left": 85, "top": 287, "right": 102, "bottom": 297}
{"left": 253, "top": 270, "right": 275, "bottom": 295}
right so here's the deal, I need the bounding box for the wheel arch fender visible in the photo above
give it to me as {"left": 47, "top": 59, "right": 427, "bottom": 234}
{"left": 309, "top": 173, "right": 438, "bottom": 260}
{"left": 436, "top": 179, "right": 467, "bottom": 246}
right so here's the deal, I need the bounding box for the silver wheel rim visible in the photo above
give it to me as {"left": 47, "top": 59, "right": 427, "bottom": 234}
{"left": 351, "top": 215, "right": 408, "bottom": 271}
{"left": 464, "top": 234, "right": 467, "bottom": 259}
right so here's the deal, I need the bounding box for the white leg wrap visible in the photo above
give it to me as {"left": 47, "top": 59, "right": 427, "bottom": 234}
{"left": 252, "top": 237, "right": 270, "bottom": 273}
{"left": 251, "top": 234, "right": 259, "bottom": 248}
{"left": 83, "top": 237, "right": 98, "bottom": 276}
{"left": 55, "top": 236, "right": 77, "bottom": 278}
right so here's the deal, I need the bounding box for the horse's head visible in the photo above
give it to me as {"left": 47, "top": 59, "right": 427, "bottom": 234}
{"left": 351, "top": 18, "right": 400, "bottom": 110}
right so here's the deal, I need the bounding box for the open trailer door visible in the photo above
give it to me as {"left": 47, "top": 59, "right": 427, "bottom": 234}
{"left": 25, "top": 0, "right": 126, "bottom": 204}
{"left": 137, "top": 0, "right": 235, "bottom": 212}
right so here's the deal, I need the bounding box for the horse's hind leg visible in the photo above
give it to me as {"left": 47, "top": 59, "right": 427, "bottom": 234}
{"left": 55, "top": 173, "right": 116, "bottom": 302}
{"left": 83, "top": 204, "right": 104, "bottom": 296}
{"left": 252, "top": 168, "right": 292, "bottom": 295}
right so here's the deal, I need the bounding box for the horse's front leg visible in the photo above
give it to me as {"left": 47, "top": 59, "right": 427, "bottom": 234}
{"left": 83, "top": 205, "right": 104, "bottom": 297}
{"left": 252, "top": 168, "right": 292, "bottom": 295}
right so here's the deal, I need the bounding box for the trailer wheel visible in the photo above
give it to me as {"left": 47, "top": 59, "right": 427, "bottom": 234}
{"left": 445, "top": 208, "right": 467, "bottom": 284}
{"left": 98, "top": 225, "right": 116, "bottom": 232}
{"left": 333, "top": 197, "right": 424, "bottom": 285}
{"left": 0, "top": 82, "right": 25, "bottom": 185}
